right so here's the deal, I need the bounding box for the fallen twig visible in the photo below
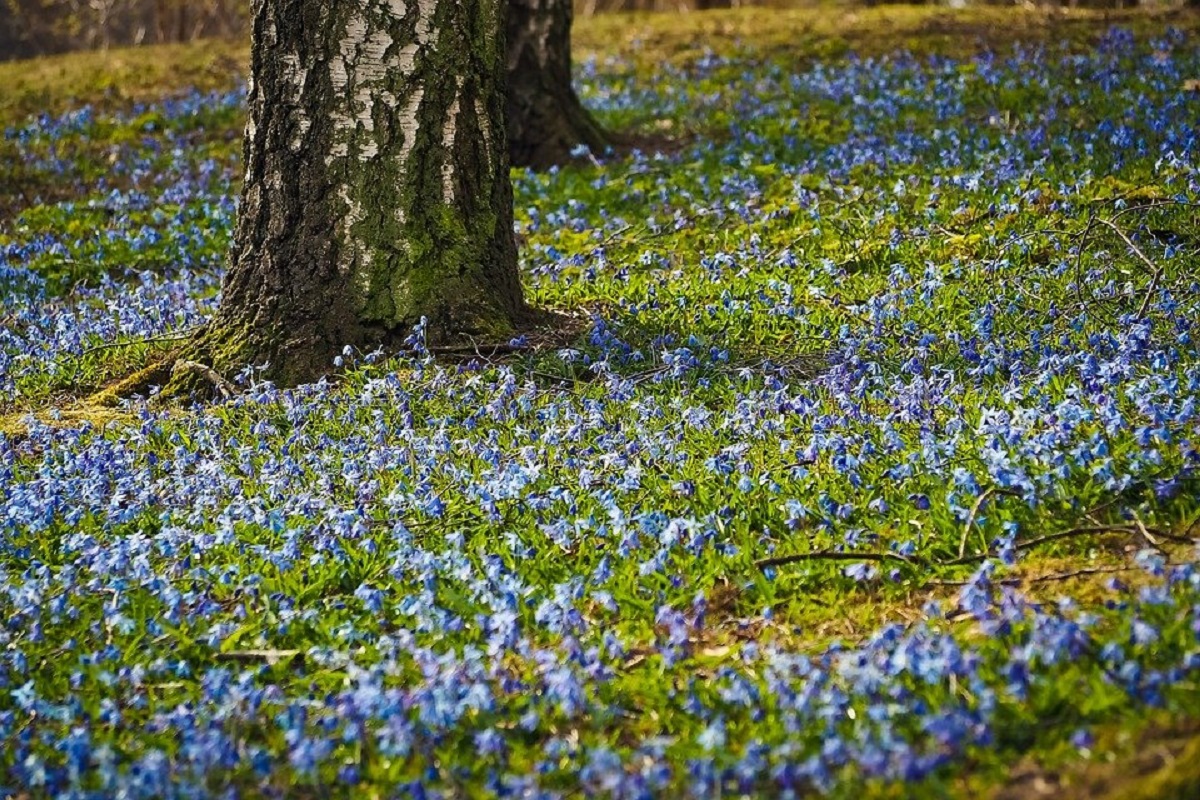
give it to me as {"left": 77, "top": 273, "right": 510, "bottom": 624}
{"left": 1073, "top": 212, "right": 1100, "bottom": 320}
{"left": 81, "top": 327, "right": 199, "bottom": 357}
{"left": 1092, "top": 217, "right": 1163, "bottom": 319}
{"left": 940, "top": 524, "right": 1147, "bottom": 567}
{"left": 529, "top": 369, "right": 580, "bottom": 385}
{"left": 773, "top": 459, "right": 817, "bottom": 473}
{"left": 630, "top": 365, "right": 671, "bottom": 385}
{"left": 426, "top": 341, "right": 528, "bottom": 356}
{"left": 760, "top": 520, "right": 1190, "bottom": 575}
{"left": 597, "top": 223, "right": 634, "bottom": 248}
{"left": 957, "top": 487, "right": 1021, "bottom": 560}
{"left": 925, "top": 565, "right": 1137, "bottom": 588}
{"left": 1130, "top": 511, "right": 1168, "bottom": 556}
{"left": 1026, "top": 565, "right": 1138, "bottom": 584}
{"left": 754, "top": 550, "right": 922, "bottom": 571}
{"left": 1184, "top": 509, "right": 1200, "bottom": 542}
{"left": 215, "top": 649, "right": 302, "bottom": 665}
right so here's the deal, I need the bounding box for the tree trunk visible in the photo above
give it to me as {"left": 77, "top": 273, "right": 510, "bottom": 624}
{"left": 506, "top": 0, "right": 608, "bottom": 170}
{"left": 185, "top": 0, "right": 525, "bottom": 388}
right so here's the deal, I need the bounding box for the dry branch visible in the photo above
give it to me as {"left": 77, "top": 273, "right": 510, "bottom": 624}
{"left": 754, "top": 550, "right": 922, "bottom": 570}
{"left": 1092, "top": 217, "right": 1164, "bottom": 319}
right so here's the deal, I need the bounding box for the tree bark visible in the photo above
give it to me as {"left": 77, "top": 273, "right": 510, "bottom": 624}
{"left": 506, "top": 0, "right": 608, "bottom": 170}
{"left": 186, "top": 0, "right": 525, "bottom": 388}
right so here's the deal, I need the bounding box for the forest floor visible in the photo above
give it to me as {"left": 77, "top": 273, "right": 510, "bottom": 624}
{"left": 2, "top": 6, "right": 1200, "bottom": 798}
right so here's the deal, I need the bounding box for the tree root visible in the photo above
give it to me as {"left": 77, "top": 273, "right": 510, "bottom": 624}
{"left": 172, "top": 360, "right": 236, "bottom": 399}
{"left": 87, "top": 355, "right": 179, "bottom": 407}
{"left": 85, "top": 343, "right": 240, "bottom": 407}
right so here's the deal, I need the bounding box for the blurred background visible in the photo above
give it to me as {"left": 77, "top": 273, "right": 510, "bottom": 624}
{"left": 0, "top": 0, "right": 1195, "bottom": 62}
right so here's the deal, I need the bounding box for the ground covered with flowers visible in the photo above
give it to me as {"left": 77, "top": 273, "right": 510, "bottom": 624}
{"left": 2, "top": 7, "right": 1200, "bottom": 798}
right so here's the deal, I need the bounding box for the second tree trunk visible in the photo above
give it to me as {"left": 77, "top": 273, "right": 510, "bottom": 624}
{"left": 506, "top": 0, "right": 608, "bottom": 169}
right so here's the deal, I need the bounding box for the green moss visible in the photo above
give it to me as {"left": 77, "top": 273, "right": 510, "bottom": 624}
{"left": 87, "top": 356, "right": 178, "bottom": 406}
{"left": 0, "top": 405, "right": 139, "bottom": 439}
{"left": 149, "top": 321, "right": 259, "bottom": 401}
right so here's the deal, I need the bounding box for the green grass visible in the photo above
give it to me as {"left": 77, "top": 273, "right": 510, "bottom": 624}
{"left": 0, "top": 39, "right": 246, "bottom": 129}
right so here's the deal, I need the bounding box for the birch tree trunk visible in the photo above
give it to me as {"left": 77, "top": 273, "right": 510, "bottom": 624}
{"left": 506, "top": 0, "right": 608, "bottom": 169}
{"left": 185, "top": 0, "right": 525, "bottom": 388}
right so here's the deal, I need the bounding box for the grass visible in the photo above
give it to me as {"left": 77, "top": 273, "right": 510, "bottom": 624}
{"left": 0, "top": 39, "right": 245, "bottom": 129}
{"left": 1, "top": 5, "right": 1200, "bottom": 797}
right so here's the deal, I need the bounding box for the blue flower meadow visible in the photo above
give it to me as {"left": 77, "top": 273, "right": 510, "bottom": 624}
{"left": 1, "top": 24, "right": 1199, "bottom": 798}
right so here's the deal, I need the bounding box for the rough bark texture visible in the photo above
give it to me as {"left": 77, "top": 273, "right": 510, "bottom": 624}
{"left": 189, "top": 0, "right": 525, "bottom": 388}
{"left": 506, "top": 0, "right": 608, "bottom": 170}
